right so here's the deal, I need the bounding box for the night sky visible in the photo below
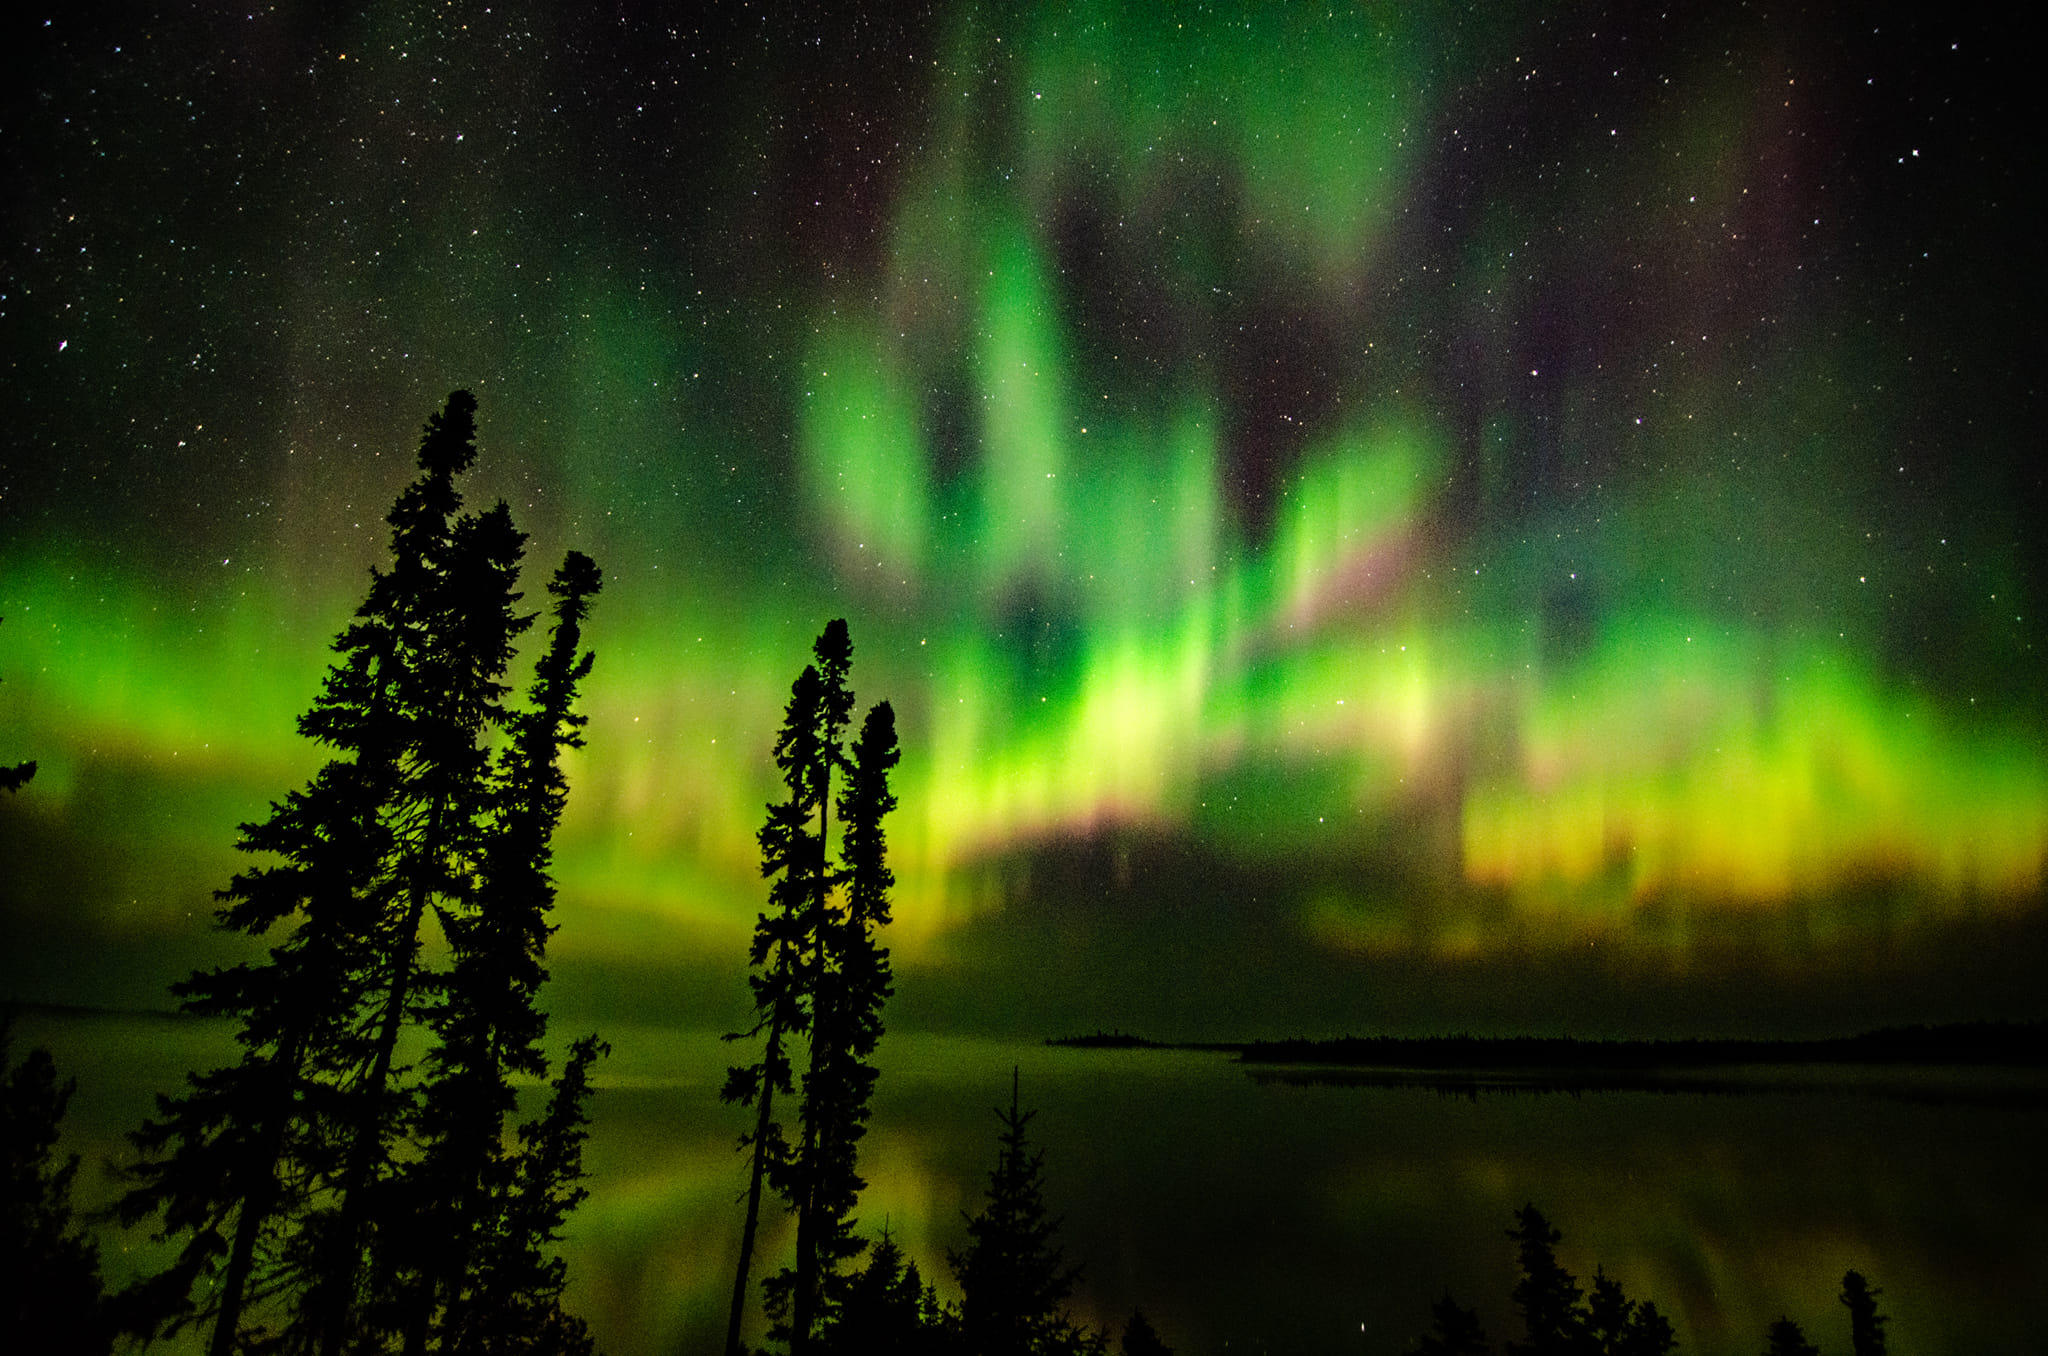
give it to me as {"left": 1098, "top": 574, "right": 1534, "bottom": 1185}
{"left": 4, "top": 0, "right": 2044, "bottom": 1041}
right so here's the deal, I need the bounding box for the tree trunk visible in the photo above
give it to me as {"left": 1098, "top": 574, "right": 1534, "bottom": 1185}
{"left": 317, "top": 879, "right": 432, "bottom": 1356}
{"left": 790, "top": 741, "right": 835, "bottom": 1355}
{"left": 725, "top": 1007, "right": 786, "bottom": 1356}
{"left": 207, "top": 1030, "right": 303, "bottom": 1356}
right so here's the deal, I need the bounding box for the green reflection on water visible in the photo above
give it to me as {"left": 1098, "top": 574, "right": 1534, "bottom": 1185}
{"left": 24, "top": 1015, "right": 2043, "bottom": 1356}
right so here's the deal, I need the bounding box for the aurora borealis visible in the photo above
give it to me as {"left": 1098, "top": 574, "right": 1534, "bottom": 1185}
{"left": 4, "top": 0, "right": 2044, "bottom": 1038}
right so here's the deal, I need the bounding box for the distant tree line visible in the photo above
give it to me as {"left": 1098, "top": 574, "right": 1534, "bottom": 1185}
{"left": 1407, "top": 1206, "right": 1890, "bottom": 1356}
{"left": 1240, "top": 1025, "right": 2047, "bottom": 1070}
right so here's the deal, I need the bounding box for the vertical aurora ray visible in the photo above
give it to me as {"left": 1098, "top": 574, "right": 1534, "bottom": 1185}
{"left": 801, "top": 319, "right": 930, "bottom": 581}
{"left": 975, "top": 215, "right": 1073, "bottom": 594}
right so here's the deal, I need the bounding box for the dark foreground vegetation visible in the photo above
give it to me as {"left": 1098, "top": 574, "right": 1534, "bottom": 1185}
{"left": 1406, "top": 1206, "right": 1891, "bottom": 1356}
{"left": 10, "top": 393, "right": 604, "bottom": 1354}
{"left": 0, "top": 395, "right": 1926, "bottom": 1353}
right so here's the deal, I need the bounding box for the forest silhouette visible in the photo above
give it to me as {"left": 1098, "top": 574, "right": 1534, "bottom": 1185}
{"left": 1405, "top": 1208, "right": 1889, "bottom": 1356}
{"left": 1, "top": 395, "right": 1910, "bottom": 1354}
{"left": 10, "top": 393, "right": 607, "bottom": 1355}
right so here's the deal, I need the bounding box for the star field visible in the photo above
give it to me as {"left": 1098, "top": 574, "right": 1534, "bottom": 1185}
{"left": 4, "top": 0, "right": 2043, "bottom": 1036}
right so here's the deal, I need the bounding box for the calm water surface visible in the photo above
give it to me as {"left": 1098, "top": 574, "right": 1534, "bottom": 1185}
{"left": 25, "top": 1014, "right": 2044, "bottom": 1356}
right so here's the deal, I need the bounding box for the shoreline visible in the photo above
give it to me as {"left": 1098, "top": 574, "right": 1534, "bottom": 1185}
{"left": 1046, "top": 1019, "right": 2048, "bottom": 1069}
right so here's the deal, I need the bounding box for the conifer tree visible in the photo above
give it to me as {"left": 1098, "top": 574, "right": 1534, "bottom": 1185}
{"left": 724, "top": 620, "right": 897, "bottom": 1355}
{"left": 1507, "top": 1205, "right": 1586, "bottom": 1356}
{"left": 1616, "top": 1300, "right": 1676, "bottom": 1356}
{"left": 2, "top": 1018, "right": 109, "bottom": 1356}
{"left": 1765, "top": 1317, "right": 1820, "bottom": 1356}
{"left": 780, "top": 621, "right": 855, "bottom": 1353}
{"left": 825, "top": 1229, "right": 933, "bottom": 1355}
{"left": 950, "top": 1069, "right": 1084, "bottom": 1356}
{"left": 1588, "top": 1265, "right": 1675, "bottom": 1356}
{"left": 1586, "top": 1268, "right": 1633, "bottom": 1352}
{"left": 310, "top": 484, "right": 534, "bottom": 1356}
{"left": 1496, "top": 1209, "right": 1672, "bottom": 1356}
{"left": 800, "top": 699, "right": 898, "bottom": 1320}
{"left": 1119, "top": 1310, "right": 1173, "bottom": 1356}
{"left": 439, "top": 1032, "right": 607, "bottom": 1356}
{"left": 119, "top": 395, "right": 477, "bottom": 1354}
{"left": 384, "top": 550, "right": 605, "bottom": 1355}
{"left": 1619, "top": 1300, "right": 1676, "bottom": 1356}
{"left": 724, "top": 661, "right": 822, "bottom": 1356}
{"left": 117, "top": 392, "right": 604, "bottom": 1355}
{"left": 1409, "top": 1293, "right": 1488, "bottom": 1356}
{"left": 1840, "top": 1270, "right": 1887, "bottom": 1356}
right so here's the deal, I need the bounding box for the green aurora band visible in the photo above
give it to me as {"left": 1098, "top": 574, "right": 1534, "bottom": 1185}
{"left": 3, "top": 1, "right": 2041, "bottom": 1015}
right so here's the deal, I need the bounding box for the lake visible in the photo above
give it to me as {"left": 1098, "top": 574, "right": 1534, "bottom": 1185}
{"left": 19, "top": 1012, "right": 2045, "bottom": 1355}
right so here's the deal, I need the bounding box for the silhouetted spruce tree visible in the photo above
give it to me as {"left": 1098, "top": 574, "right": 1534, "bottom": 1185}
{"left": 118, "top": 385, "right": 448, "bottom": 1350}
{"left": 437, "top": 1032, "right": 607, "bottom": 1356}
{"left": 2, "top": 1017, "right": 110, "bottom": 1356}
{"left": 382, "top": 551, "right": 605, "bottom": 1355}
{"left": 1408, "top": 1293, "right": 1489, "bottom": 1356}
{"left": 1614, "top": 1301, "right": 1675, "bottom": 1356}
{"left": 1840, "top": 1271, "right": 1887, "bottom": 1356}
{"left": 1586, "top": 1269, "right": 1631, "bottom": 1352}
{"left": 116, "top": 744, "right": 382, "bottom": 1355}
{"left": 725, "top": 620, "right": 897, "bottom": 1356}
{"left": 1764, "top": 1317, "right": 1820, "bottom": 1356}
{"left": 778, "top": 620, "right": 858, "bottom": 1353}
{"left": 950, "top": 1069, "right": 1085, "bottom": 1356}
{"left": 1506, "top": 1205, "right": 1587, "bottom": 1356}
{"left": 309, "top": 477, "right": 535, "bottom": 1356}
{"left": 116, "top": 392, "right": 603, "bottom": 1355}
{"left": 1498, "top": 1211, "right": 1675, "bottom": 1356}
{"left": 824, "top": 1229, "right": 936, "bottom": 1356}
{"left": 1587, "top": 1265, "right": 1676, "bottom": 1356}
{"left": 723, "top": 659, "right": 821, "bottom": 1356}
{"left": 799, "top": 698, "right": 898, "bottom": 1325}
{"left": 1415, "top": 1211, "right": 1683, "bottom": 1356}
{"left": 1119, "top": 1310, "right": 1173, "bottom": 1356}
